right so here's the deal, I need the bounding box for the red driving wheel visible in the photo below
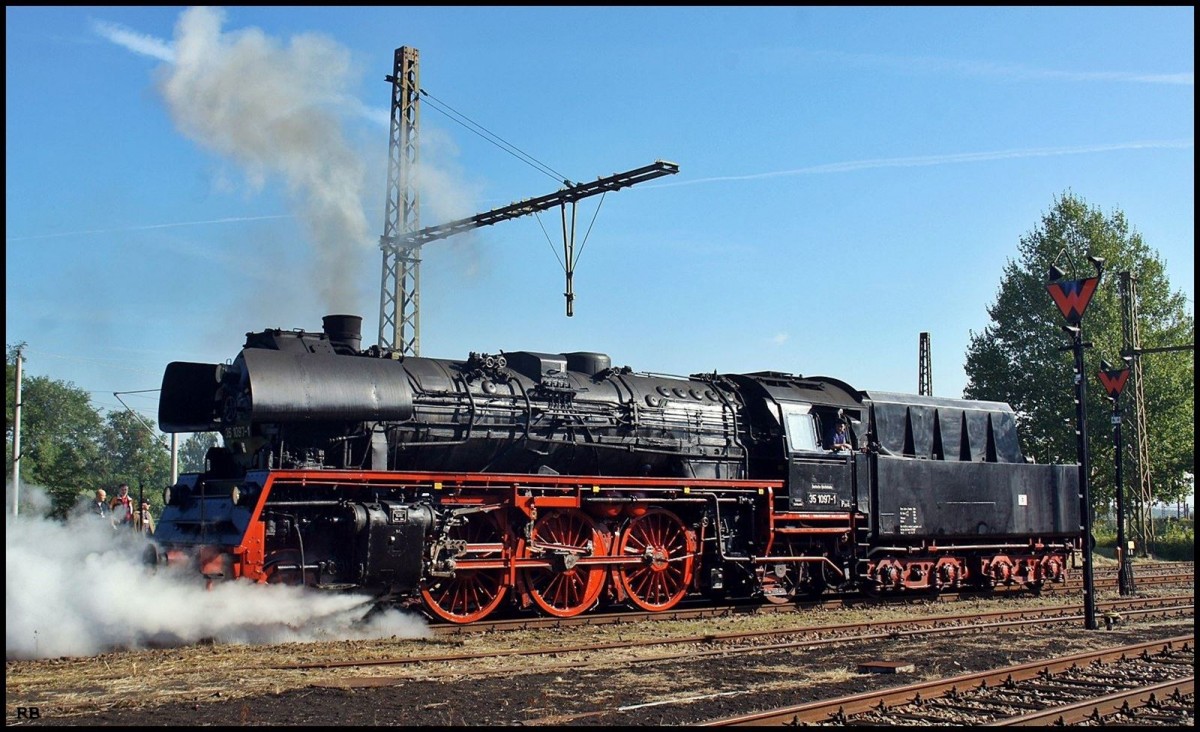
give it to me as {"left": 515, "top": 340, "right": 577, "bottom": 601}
{"left": 420, "top": 513, "right": 510, "bottom": 623}
{"left": 519, "top": 509, "right": 610, "bottom": 618}
{"left": 615, "top": 508, "right": 696, "bottom": 612}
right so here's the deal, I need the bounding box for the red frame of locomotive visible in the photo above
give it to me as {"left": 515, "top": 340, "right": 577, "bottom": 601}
{"left": 185, "top": 468, "right": 1073, "bottom": 624}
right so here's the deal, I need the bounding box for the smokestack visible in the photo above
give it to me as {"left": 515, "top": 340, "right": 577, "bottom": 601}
{"left": 323, "top": 314, "right": 363, "bottom": 355}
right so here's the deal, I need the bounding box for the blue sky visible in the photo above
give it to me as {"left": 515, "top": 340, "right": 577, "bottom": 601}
{"left": 5, "top": 6, "right": 1194, "bottom": 426}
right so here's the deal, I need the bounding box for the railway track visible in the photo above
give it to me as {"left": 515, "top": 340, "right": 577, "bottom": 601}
{"left": 292, "top": 594, "right": 1193, "bottom": 675}
{"left": 7, "top": 590, "right": 1192, "bottom": 726}
{"left": 425, "top": 571, "right": 1194, "bottom": 635}
{"left": 296, "top": 596, "right": 1192, "bottom": 726}
{"left": 703, "top": 635, "right": 1194, "bottom": 726}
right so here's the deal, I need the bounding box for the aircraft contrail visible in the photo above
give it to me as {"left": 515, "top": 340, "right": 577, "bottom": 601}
{"left": 651, "top": 139, "right": 1194, "bottom": 188}
{"left": 6, "top": 215, "right": 292, "bottom": 243}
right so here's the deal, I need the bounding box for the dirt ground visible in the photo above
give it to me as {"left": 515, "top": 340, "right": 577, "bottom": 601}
{"left": 7, "top": 587, "right": 1193, "bottom": 727}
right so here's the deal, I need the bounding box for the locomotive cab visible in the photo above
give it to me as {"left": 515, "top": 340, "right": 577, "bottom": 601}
{"left": 723, "top": 371, "right": 866, "bottom": 513}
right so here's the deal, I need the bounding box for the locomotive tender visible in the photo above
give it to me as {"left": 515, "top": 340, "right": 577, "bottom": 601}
{"left": 154, "top": 314, "right": 1081, "bottom": 622}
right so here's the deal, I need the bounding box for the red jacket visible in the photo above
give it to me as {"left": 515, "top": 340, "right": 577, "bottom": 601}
{"left": 110, "top": 494, "right": 134, "bottom": 524}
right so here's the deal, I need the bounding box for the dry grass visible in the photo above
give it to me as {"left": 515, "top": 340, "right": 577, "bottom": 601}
{"left": 6, "top": 575, "right": 1191, "bottom": 720}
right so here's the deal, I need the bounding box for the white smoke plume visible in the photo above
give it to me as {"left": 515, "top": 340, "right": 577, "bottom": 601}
{"left": 94, "top": 7, "right": 499, "bottom": 327}
{"left": 5, "top": 486, "right": 429, "bottom": 661}
{"left": 156, "top": 6, "right": 372, "bottom": 313}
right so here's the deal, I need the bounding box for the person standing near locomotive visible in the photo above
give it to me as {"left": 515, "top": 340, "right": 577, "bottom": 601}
{"left": 109, "top": 483, "right": 135, "bottom": 528}
{"left": 135, "top": 500, "right": 155, "bottom": 534}
{"left": 92, "top": 489, "right": 109, "bottom": 520}
{"left": 831, "top": 420, "right": 853, "bottom": 452}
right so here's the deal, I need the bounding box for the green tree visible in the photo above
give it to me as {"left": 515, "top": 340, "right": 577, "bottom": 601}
{"left": 964, "top": 192, "right": 1194, "bottom": 512}
{"left": 179, "top": 431, "right": 220, "bottom": 473}
{"left": 97, "top": 409, "right": 173, "bottom": 509}
{"left": 6, "top": 347, "right": 106, "bottom": 517}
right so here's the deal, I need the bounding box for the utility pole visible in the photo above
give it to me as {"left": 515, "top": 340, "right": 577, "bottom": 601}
{"left": 1098, "top": 360, "right": 1136, "bottom": 595}
{"left": 10, "top": 345, "right": 22, "bottom": 516}
{"left": 1046, "top": 253, "right": 1104, "bottom": 630}
{"left": 171, "top": 433, "right": 179, "bottom": 486}
{"left": 918, "top": 332, "right": 932, "bottom": 396}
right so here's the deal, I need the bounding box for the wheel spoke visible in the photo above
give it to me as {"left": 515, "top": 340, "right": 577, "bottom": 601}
{"left": 519, "top": 509, "right": 609, "bottom": 618}
{"left": 615, "top": 508, "right": 695, "bottom": 612}
{"left": 420, "top": 513, "right": 509, "bottom": 623}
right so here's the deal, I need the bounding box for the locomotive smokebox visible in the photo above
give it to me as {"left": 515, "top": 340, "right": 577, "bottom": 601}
{"left": 323, "top": 314, "right": 363, "bottom": 355}
{"left": 239, "top": 348, "right": 415, "bottom": 423}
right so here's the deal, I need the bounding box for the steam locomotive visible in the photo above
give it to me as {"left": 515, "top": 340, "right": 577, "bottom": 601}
{"left": 152, "top": 314, "right": 1081, "bottom": 623}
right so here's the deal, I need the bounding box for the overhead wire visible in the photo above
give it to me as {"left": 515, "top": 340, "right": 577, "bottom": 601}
{"left": 113, "top": 390, "right": 171, "bottom": 451}
{"left": 417, "top": 88, "right": 607, "bottom": 275}
{"left": 17, "top": 346, "right": 164, "bottom": 377}
{"left": 573, "top": 194, "right": 606, "bottom": 267}
{"left": 419, "top": 89, "right": 572, "bottom": 187}
{"left": 530, "top": 194, "right": 607, "bottom": 273}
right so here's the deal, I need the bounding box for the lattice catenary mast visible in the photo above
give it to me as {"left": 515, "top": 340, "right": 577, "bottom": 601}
{"left": 1118, "top": 271, "right": 1195, "bottom": 554}
{"left": 918, "top": 332, "right": 932, "bottom": 396}
{"left": 377, "top": 46, "right": 678, "bottom": 355}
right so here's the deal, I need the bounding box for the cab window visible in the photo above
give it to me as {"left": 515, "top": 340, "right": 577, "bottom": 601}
{"left": 781, "top": 405, "right": 819, "bottom": 452}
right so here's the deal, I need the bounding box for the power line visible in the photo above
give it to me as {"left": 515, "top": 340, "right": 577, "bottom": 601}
{"left": 16, "top": 346, "right": 162, "bottom": 376}
{"left": 114, "top": 391, "right": 170, "bottom": 451}
{"left": 418, "top": 88, "right": 571, "bottom": 186}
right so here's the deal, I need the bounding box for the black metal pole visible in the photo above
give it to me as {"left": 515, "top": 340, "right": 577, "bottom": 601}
{"left": 1047, "top": 258, "right": 1103, "bottom": 631}
{"left": 1112, "top": 396, "right": 1136, "bottom": 595}
{"left": 1071, "top": 330, "right": 1098, "bottom": 630}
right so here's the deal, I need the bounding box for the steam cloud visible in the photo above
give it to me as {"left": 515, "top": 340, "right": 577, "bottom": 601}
{"left": 93, "top": 7, "right": 493, "bottom": 326}
{"left": 156, "top": 6, "right": 372, "bottom": 313}
{"left": 6, "top": 485, "right": 429, "bottom": 661}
